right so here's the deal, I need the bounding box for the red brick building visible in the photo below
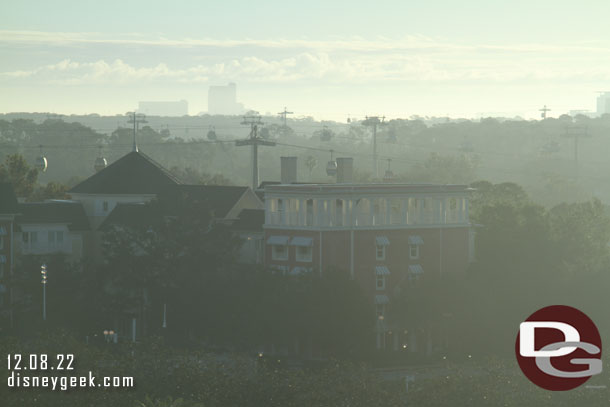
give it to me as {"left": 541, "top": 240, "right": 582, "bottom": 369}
{"left": 263, "top": 183, "right": 473, "bottom": 350}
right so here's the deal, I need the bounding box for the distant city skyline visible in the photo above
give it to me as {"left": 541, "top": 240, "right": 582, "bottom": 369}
{"left": 2, "top": 1, "right": 610, "bottom": 121}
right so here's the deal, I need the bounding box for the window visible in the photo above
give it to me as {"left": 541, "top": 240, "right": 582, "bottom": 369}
{"left": 373, "top": 202, "right": 382, "bottom": 225}
{"left": 376, "top": 245, "right": 386, "bottom": 260}
{"left": 449, "top": 198, "right": 457, "bottom": 210}
{"left": 306, "top": 199, "right": 314, "bottom": 226}
{"left": 271, "top": 244, "right": 288, "bottom": 261}
{"left": 296, "top": 246, "right": 313, "bottom": 262}
{"left": 335, "top": 199, "right": 344, "bottom": 226}
{"left": 391, "top": 201, "right": 401, "bottom": 224}
{"left": 0, "top": 236, "right": 3, "bottom": 250}
{"left": 48, "top": 231, "right": 64, "bottom": 249}
{"left": 22, "top": 231, "right": 38, "bottom": 248}
{"left": 376, "top": 275, "right": 385, "bottom": 290}
{"left": 409, "top": 244, "right": 419, "bottom": 259}
{"left": 277, "top": 199, "right": 285, "bottom": 224}
{"left": 103, "top": 201, "right": 109, "bottom": 212}
{"left": 376, "top": 304, "right": 385, "bottom": 317}
{"left": 408, "top": 236, "right": 423, "bottom": 259}
{"left": 0, "top": 263, "right": 4, "bottom": 280}
{"left": 408, "top": 264, "right": 424, "bottom": 282}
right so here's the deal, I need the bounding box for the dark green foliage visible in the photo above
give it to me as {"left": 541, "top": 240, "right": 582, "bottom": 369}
{"left": 5, "top": 114, "right": 610, "bottom": 205}
{"left": 7, "top": 197, "right": 372, "bottom": 358}
{"left": 0, "top": 154, "right": 39, "bottom": 198}
{"left": 389, "top": 181, "right": 610, "bottom": 359}
{"left": 398, "top": 153, "right": 479, "bottom": 184}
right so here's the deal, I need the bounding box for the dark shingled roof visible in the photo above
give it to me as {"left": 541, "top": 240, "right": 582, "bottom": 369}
{"left": 158, "top": 184, "right": 250, "bottom": 219}
{"left": 99, "top": 202, "right": 155, "bottom": 231}
{"left": 0, "top": 183, "right": 18, "bottom": 214}
{"left": 231, "top": 209, "right": 264, "bottom": 231}
{"left": 17, "top": 201, "right": 90, "bottom": 231}
{"left": 68, "top": 151, "right": 181, "bottom": 195}
{"left": 100, "top": 185, "right": 253, "bottom": 230}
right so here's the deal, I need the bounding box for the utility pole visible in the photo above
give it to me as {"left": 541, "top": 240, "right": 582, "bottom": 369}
{"left": 562, "top": 125, "right": 590, "bottom": 166}
{"left": 539, "top": 105, "right": 551, "bottom": 119}
{"left": 126, "top": 112, "right": 147, "bottom": 152}
{"left": 278, "top": 107, "right": 293, "bottom": 127}
{"left": 362, "top": 115, "right": 385, "bottom": 178}
{"left": 237, "top": 115, "right": 276, "bottom": 189}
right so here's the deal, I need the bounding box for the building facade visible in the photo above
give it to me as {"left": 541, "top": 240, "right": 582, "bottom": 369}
{"left": 207, "top": 83, "right": 245, "bottom": 115}
{"left": 263, "top": 183, "right": 473, "bottom": 350}
{"left": 597, "top": 92, "right": 610, "bottom": 117}
{"left": 15, "top": 201, "right": 90, "bottom": 264}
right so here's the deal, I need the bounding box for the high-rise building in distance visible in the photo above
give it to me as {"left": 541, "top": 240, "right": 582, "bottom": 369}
{"left": 596, "top": 92, "right": 610, "bottom": 117}
{"left": 208, "top": 83, "right": 245, "bottom": 115}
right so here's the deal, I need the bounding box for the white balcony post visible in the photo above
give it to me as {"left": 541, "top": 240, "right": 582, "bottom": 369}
{"left": 346, "top": 199, "right": 352, "bottom": 227}
{"left": 265, "top": 198, "right": 272, "bottom": 224}
{"left": 385, "top": 199, "right": 391, "bottom": 225}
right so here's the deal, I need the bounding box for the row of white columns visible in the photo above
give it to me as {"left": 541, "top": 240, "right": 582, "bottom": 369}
{"left": 265, "top": 197, "right": 469, "bottom": 227}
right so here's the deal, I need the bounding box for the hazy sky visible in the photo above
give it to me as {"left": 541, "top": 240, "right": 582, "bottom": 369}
{"left": 2, "top": 0, "right": 610, "bottom": 120}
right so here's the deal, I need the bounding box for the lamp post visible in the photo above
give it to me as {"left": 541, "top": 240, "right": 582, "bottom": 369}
{"left": 103, "top": 330, "right": 115, "bottom": 343}
{"left": 377, "top": 315, "right": 386, "bottom": 350}
{"left": 40, "top": 264, "right": 47, "bottom": 321}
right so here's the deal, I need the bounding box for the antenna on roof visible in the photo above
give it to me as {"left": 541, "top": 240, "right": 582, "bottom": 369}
{"left": 126, "top": 112, "right": 147, "bottom": 152}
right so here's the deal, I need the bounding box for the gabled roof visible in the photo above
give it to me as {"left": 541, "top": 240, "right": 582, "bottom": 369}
{"left": 158, "top": 185, "right": 250, "bottom": 218}
{"left": 17, "top": 201, "right": 90, "bottom": 231}
{"left": 68, "top": 151, "right": 181, "bottom": 195}
{"left": 231, "top": 209, "right": 264, "bottom": 231}
{"left": 0, "top": 183, "right": 18, "bottom": 214}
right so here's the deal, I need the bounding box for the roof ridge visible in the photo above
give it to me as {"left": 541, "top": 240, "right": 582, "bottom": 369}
{"left": 135, "top": 150, "right": 182, "bottom": 185}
